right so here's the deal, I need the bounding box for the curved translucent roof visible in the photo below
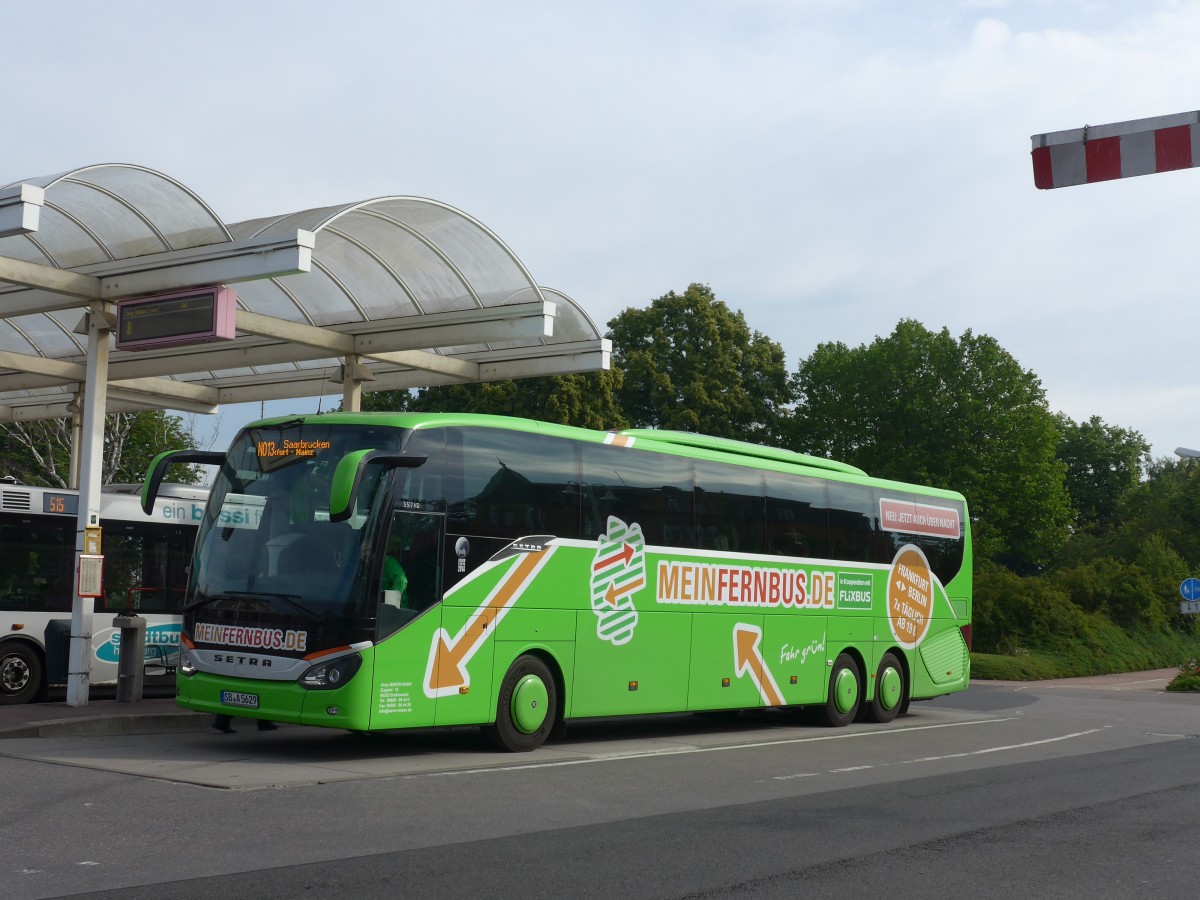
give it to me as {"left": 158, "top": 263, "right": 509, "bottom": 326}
{"left": 0, "top": 164, "right": 608, "bottom": 420}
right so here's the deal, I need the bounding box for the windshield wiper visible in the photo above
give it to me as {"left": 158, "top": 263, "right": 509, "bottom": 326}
{"left": 183, "top": 591, "right": 325, "bottom": 623}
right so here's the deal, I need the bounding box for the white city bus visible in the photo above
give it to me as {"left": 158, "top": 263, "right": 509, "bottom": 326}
{"left": 0, "top": 480, "right": 207, "bottom": 704}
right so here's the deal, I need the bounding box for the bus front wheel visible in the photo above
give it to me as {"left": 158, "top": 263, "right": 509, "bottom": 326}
{"left": 822, "top": 653, "right": 861, "bottom": 727}
{"left": 490, "top": 655, "right": 557, "bottom": 752}
{"left": 0, "top": 642, "right": 42, "bottom": 705}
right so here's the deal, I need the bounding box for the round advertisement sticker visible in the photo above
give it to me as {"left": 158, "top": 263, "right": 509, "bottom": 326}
{"left": 888, "top": 544, "right": 934, "bottom": 649}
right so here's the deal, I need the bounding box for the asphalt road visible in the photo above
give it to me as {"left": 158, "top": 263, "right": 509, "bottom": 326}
{"left": 3, "top": 673, "right": 1198, "bottom": 899}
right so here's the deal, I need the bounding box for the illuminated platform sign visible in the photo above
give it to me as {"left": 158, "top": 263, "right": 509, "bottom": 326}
{"left": 115, "top": 286, "right": 237, "bottom": 351}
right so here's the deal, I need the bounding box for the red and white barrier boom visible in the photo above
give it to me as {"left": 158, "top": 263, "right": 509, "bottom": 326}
{"left": 1032, "top": 110, "right": 1200, "bottom": 189}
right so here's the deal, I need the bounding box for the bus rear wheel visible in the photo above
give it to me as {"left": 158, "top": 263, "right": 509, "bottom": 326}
{"left": 867, "top": 652, "right": 905, "bottom": 724}
{"left": 0, "top": 642, "right": 42, "bottom": 705}
{"left": 490, "top": 655, "right": 557, "bottom": 752}
{"left": 822, "top": 653, "right": 861, "bottom": 727}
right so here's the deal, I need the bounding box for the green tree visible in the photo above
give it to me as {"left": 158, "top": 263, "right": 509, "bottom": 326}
{"left": 789, "top": 319, "right": 1071, "bottom": 571}
{"left": 362, "top": 371, "right": 628, "bottom": 430}
{"left": 0, "top": 410, "right": 200, "bottom": 487}
{"left": 606, "top": 283, "right": 791, "bottom": 443}
{"left": 1106, "top": 457, "right": 1200, "bottom": 569}
{"left": 1055, "top": 413, "right": 1149, "bottom": 527}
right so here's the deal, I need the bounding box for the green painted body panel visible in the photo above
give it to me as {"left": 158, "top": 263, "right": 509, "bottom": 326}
{"left": 918, "top": 627, "right": 971, "bottom": 686}
{"left": 572, "top": 610, "right": 691, "bottom": 716}
{"left": 370, "top": 611, "right": 440, "bottom": 729}
{"left": 178, "top": 655, "right": 375, "bottom": 731}
{"left": 762, "top": 614, "right": 829, "bottom": 705}
{"left": 689, "top": 612, "right": 762, "bottom": 711}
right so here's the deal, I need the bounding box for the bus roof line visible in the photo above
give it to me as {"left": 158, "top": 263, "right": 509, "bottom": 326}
{"left": 618, "top": 429, "right": 868, "bottom": 478}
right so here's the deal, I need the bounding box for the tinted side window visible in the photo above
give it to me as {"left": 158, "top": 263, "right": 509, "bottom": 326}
{"left": 582, "top": 443, "right": 693, "bottom": 547}
{"left": 101, "top": 521, "right": 195, "bottom": 613}
{"left": 0, "top": 514, "right": 74, "bottom": 611}
{"left": 765, "top": 472, "right": 829, "bottom": 559}
{"left": 694, "top": 461, "right": 765, "bottom": 554}
{"left": 446, "top": 427, "right": 581, "bottom": 540}
{"left": 826, "top": 481, "right": 874, "bottom": 563}
{"left": 400, "top": 429, "right": 447, "bottom": 512}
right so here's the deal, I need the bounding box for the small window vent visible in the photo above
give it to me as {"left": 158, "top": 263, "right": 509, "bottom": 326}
{"left": 2, "top": 491, "right": 31, "bottom": 511}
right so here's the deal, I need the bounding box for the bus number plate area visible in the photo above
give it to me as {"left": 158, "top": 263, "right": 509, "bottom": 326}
{"left": 220, "top": 691, "right": 259, "bottom": 709}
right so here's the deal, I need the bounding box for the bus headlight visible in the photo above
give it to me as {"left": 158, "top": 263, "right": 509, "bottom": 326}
{"left": 179, "top": 647, "right": 197, "bottom": 677}
{"left": 299, "top": 653, "right": 362, "bottom": 690}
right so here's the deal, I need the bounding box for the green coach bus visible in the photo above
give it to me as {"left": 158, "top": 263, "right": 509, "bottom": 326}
{"left": 143, "top": 412, "right": 971, "bottom": 751}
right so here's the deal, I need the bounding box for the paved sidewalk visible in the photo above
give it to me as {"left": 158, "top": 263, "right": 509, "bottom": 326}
{"left": 0, "top": 692, "right": 207, "bottom": 739}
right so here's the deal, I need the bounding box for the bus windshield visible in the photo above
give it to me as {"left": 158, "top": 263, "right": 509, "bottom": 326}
{"left": 189, "top": 421, "right": 404, "bottom": 621}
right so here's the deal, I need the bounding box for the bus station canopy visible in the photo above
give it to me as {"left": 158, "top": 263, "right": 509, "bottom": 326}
{"left": 0, "top": 163, "right": 610, "bottom": 421}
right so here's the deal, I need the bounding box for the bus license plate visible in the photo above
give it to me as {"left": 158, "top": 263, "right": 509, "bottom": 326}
{"left": 220, "top": 691, "right": 259, "bottom": 709}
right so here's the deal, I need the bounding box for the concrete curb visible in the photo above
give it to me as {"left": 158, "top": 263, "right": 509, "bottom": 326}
{"left": 0, "top": 712, "right": 209, "bottom": 740}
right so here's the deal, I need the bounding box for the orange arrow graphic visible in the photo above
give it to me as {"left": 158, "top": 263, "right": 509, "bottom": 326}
{"left": 603, "top": 576, "right": 645, "bottom": 606}
{"left": 425, "top": 549, "right": 550, "bottom": 697}
{"left": 593, "top": 542, "right": 635, "bottom": 572}
{"left": 733, "top": 624, "right": 785, "bottom": 707}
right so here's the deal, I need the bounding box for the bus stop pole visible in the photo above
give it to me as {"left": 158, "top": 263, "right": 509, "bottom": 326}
{"left": 67, "top": 304, "right": 112, "bottom": 707}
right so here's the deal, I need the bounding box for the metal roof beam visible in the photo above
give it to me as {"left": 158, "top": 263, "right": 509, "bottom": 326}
{"left": 0, "top": 349, "right": 85, "bottom": 380}
{"left": 0, "top": 256, "right": 101, "bottom": 300}
{"left": 0, "top": 348, "right": 219, "bottom": 408}
{"left": 106, "top": 386, "right": 218, "bottom": 415}
{"left": 0, "top": 184, "right": 45, "bottom": 238}
{"left": 208, "top": 339, "right": 611, "bottom": 404}
{"left": 235, "top": 310, "right": 355, "bottom": 354}
{"left": 352, "top": 300, "right": 554, "bottom": 352}
{"left": 359, "top": 341, "right": 613, "bottom": 388}
{"left": 0, "top": 230, "right": 315, "bottom": 316}
{"left": 69, "top": 301, "right": 556, "bottom": 382}
{"left": 0, "top": 394, "right": 216, "bottom": 422}
{"left": 107, "top": 377, "right": 220, "bottom": 406}
{"left": 364, "top": 349, "right": 479, "bottom": 380}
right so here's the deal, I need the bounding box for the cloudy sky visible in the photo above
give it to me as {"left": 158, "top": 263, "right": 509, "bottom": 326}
{"left": 9, "top": 0, "right": 1200, "bottom": 460}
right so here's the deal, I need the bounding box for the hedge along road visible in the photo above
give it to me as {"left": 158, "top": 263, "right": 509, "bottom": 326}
{"left": 3, "top": 669, "right": 1197, "bottom": 899}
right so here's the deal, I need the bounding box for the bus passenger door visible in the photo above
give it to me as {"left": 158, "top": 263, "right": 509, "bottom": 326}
{"left": 370, "top": 510, "right": 444, "bottom": 731}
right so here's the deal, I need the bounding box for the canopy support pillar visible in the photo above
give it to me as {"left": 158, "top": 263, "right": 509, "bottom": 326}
{"left": 337, "top": 356, "right": 374, "bottom": 413}
{"left": 67, "top": 304, "right": 112, "bottom": 707}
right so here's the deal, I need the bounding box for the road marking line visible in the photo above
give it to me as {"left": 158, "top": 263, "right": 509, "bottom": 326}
{"left": 768, "top": 727, "right": 1111, "bottom": 781}
{"left": 906, "top": 727, "right": 1106, "bottom": 763}
{"left": 412, "top": 717, "right": 1018, "bottom": 779}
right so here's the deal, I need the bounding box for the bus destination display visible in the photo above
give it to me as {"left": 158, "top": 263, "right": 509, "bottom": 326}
{"left": 115, "top": 286, "right": 237, "bottom": 351}
{"left": 43, "top": 492, "right": 79, "bottom": 515}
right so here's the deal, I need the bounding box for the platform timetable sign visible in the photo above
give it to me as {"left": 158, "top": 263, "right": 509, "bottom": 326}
{"left": 115, "top": 286, "right": 237, "bottom": 351}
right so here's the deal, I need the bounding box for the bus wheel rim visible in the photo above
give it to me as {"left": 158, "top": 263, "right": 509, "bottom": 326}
{"left": 878, "top": 666, "right": 902, "bottom": 710}
{"left": 834, "top": 668, "right": 858, "bottom": 714}
{"left": 511, "top": 673, "right": 549, "bottom": 734}
{"left": 1, "top": 655, "right": 29, "bottom": 693}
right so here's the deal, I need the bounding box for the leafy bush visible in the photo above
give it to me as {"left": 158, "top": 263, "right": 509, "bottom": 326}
{"left": 973, "top": 562, "right": 1091, "bottom": 654}
{"left": 1166, "top": 660, "right": 1200, "bottom": 692}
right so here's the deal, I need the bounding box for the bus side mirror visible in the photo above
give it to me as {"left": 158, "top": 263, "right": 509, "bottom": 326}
{"left": 329, "top": 449, "right": 428, "bottom": 523}
{"left": 141, "top": 449, "right": 226, "bottom": 514}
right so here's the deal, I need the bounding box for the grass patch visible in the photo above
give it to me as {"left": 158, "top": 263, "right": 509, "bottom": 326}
{"left": 971, "top": 626, "right": 1200, "bottom": 681}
